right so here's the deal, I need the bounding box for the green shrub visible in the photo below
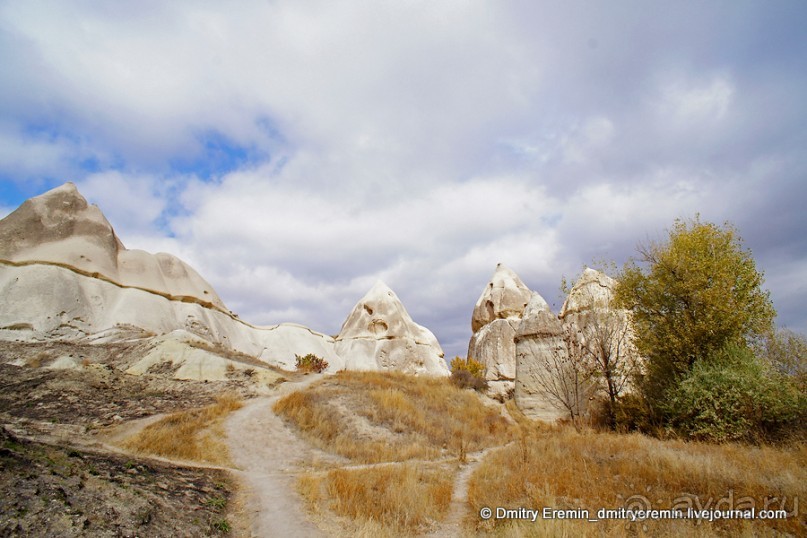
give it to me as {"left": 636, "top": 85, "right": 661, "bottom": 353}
{"left": 450, "top": 356, "right": 488, "bottom": 392}
{"left": 663, "top": 344, "right": 805, "bottom": 443}
{"left": 295, "top": 353, "right": 329, "bottom": 373}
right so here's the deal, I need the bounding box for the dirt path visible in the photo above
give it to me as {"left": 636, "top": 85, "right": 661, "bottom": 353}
{"left": 425, "top": 444, "right": 511, "bottom": 538}
{"left": 224, "top": 375, "right": 334, "bottom": 537}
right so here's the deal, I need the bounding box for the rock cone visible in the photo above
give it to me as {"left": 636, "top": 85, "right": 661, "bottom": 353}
{"left": 335, "top": 281, "right": 449, "bottom": 376}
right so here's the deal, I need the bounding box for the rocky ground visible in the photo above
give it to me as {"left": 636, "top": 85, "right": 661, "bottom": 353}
{"left": 0, "top": 340, "right": 279, "bottom": 430}
{"left": 0, "top": 427, "right": 232, "bottom": 537}
{"left": 0, "top": 339, "right": 277, "bottom": 537}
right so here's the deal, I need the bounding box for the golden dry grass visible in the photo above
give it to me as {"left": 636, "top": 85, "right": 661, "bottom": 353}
{"left": 274, "top": 370, "right": 515, "bottom": 463}
{"left": 122, "top": 393, "right": 243, "bottom": 465}
{"left": 298, "top": 462, "right": 453, "bottom": 536}
{"left": 468, "top": 419, "right": 806, "bottom": 537}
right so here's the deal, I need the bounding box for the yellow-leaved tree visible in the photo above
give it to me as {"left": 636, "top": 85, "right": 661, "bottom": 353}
{"left": 615, "top": 217, "right": 779, "bottom": 433}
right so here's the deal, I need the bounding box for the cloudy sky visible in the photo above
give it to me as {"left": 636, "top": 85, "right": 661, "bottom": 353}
{"left": 1, "top": 1, "right": 805, "bottom": 359}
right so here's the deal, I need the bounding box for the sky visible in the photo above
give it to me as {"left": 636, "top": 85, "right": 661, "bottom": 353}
{"left": 1, "top": 1, "right": 805, "bottom": 360}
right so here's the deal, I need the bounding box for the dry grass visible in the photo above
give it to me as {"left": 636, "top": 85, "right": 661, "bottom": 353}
{"left": 273, "top": 370, "right": 515, "bottom": 463}
{"left": 122, "top": 393, "right": 243, "bottom": 465}
{"left": 298, "top": 462, "right": 453, "bottom": 536}
{"left": 468, "top": 418, "right": 806, "bottom": 537}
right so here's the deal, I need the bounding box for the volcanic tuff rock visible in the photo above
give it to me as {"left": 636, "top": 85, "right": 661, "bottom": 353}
{"left": 335, "top": 281, "right": 450, "bottom": 376}
{"left": 561, "top": 267, "right": 641, "bottom": 395}
{"left": 0, "top": 182, "right": 451, "bottom": 376}
{"left": 514, "top": 268, "right": 641, "bottom": 420}
{"left": 514, "top": 292, "right": 569, "bottom": 422}
{"left": 0, "top": 183, "right": 445, "bottom": 372}
{"left": 0, "top": 182, "right": 224, "bottom": 309}
{"left": 467, "top": 264, "right": 532, "bottom": 400}
{"left": 560, "top": 267, "right": 617, "bottom": 318}
{"left": 468, "top": 319, "right": 518, "bottom": 380}
{"left": 471, "top": 263, "right": 533, "bottom": 333}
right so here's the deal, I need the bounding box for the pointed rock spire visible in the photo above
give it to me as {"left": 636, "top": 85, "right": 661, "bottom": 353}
{"left": 471, "top": 263, "right": 532, "bottom": 333}
{"left": 336, "top": 281, "right": 449, "bottom": 376}
{"left": 0, "top": 181, "right": 124, "bottom": 277}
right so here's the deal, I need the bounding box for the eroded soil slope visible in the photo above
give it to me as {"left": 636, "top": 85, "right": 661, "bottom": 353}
{"left": 0, "top": 340, "right": 265, "bottom": 537}
{"left": 0, "top": 424, "right": 232, "bottom": 537}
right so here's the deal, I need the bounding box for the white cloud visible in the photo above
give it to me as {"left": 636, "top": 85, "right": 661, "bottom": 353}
{"left": 164, "top": 168, "right": 565, "bottom": 333}
{"left": 0, "top": 122, "right": 102, "bottom": 180}
{"left": 560, "top": 116, "right": 616, "bottom": 164}
{"left": 0, "top": 1, "right": 541, "bottom": 184}
{"left": 75, "top": 172, "right": 170, "bottom": 238}
{"left": 657, "top": 73, "right": 735, "bottom": 124}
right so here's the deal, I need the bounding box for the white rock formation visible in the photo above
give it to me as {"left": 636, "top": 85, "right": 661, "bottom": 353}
{"left": 0, "top": 182, "right": 225, "bottom": 310}
{"left": 559, "top": 267, "right": 617, "bottom": 318}
{"left": 514, "top": 293, "right": 570, "bottom": 422}
{"left": 466, "top": 264, "right": 532, "bottom": 400}
{"left": 514, "top": 268, "right": 640, "bottom": 421}
{"left": 560, "top": 267, "right": 641, "bottom": 397}
{"left": 335, "top": 281, "right": 449, "bottom": 376}
{"left": 0, "top": 182, "right": 455, "bottom": 378}
{"left": 0, "top": 261, "right": 344, "bottom": 371}
{"left": 126, "top": 331, "right": 282, "bottom": 385}
{"left": 468, "top": 319, "right": 518, "bottom": 380}
{"left": 471, "top": 263, "right": 533, "bottom": 333}
{"left": 0, "top": 182, "right": 346, "bottom": 373}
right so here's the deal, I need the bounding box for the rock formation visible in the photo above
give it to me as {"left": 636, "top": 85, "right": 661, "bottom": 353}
{"left": 559, "top": 267, "right": 617, "bottom": 318}
{"left": 335, "top": 281, "right": 450, "bottom": 376}
{"left": 514, "top": 293, "right": 570, "bottom": 421}
{"left": 471, "top": 263, "right": 532, "bottom": 333}
{"left": 467, "top": 264, "right": 532, "bottom": 400}
{"left": 0, "top": 182, "right": 225, "bottom": 310}
{"left": 514, "top": 267, "right": 640, "bottom": 421}
{"left": 0, "top": 183, "right": 443, "bottom": 377}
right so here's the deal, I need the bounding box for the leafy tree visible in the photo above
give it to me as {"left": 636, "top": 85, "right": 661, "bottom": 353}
{"left": 615, "top": 217, "right": 776, "bottom": 412}
{"left": 761, "top": 328, "right": 807, "bottom": 391}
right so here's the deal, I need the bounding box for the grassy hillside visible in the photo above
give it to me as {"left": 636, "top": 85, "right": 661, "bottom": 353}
{"left": 470, "top": 420, "right": 805, "bottom": 536}
{"left": 274, "top": 370, "right": 515, "bottom": 463}
{"left": 277, "top": 371, "right": 805, "bottom": 537}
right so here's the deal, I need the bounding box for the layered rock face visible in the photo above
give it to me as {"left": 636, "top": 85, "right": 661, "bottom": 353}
{"left": 0, "top": 183, "right": 447, "bottom": 377}
{"left": 467, "top": 264, "right": 532, "bottom": 400}
{"left": 0, "top": 182, "right": 225, "bottom": 310}
{"left": 335, "top": 281, "right": 449, "bottom": 376}
{"left": 514, "top": 267, "right": 639, "bottom": 421}
{"left": 514, "top": 293, "right": 570, "bottom": 421}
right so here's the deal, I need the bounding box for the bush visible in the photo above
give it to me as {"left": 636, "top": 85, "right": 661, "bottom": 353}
{"left": 295, "top": 353, "right": 329, "bottom": 373}
{"left": 450, "top": 356, "right": 488, "bottom": 392}
{"left": 663, "top": 344, "right": 805, "bottom": 443}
